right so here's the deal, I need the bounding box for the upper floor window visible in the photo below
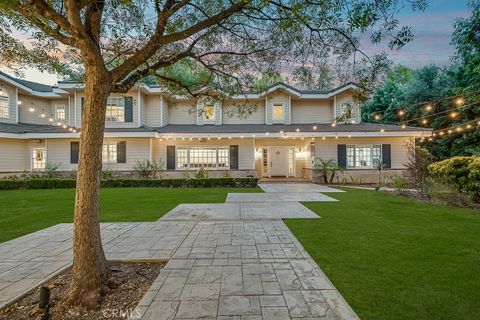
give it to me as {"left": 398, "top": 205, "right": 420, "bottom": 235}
{"left": 106, "top": 97, "right": 125, "bottom": 122}
{"left": 346, "top": 145, "right": 381, "bottom": 168}
{"left": 54, "top": 105, "right": 66, "bottom": 120}
{"left": 102, "top": 142, "right": 117, "bottom": 163}
{"left": 337, "top": 103, "right": 353, "bottom": 123}
{"left": 0, "top": 91, "right": 9, "bottom": 119}
{"left": 203, "top": 104, "right": 215, "bottom": 122}
{"left": 272, "top": 103, "right": 284, "bottom": 122}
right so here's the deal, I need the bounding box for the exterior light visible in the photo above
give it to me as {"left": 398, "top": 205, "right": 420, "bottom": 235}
{"left": 448, "top": 129, "right": 453, "bottom": 134}
{"left": 335, "top": 135, "right": 338, "bottom": 139}
{"left": 425, "top": 104, "right": 432, "bottom": 112}
{"left": 296, "top": 128, "right": 300, "bottom": 132}
{"left": 73, "top": 129, "right": 77, "bottom": 133}
{"left": 322, "top": 136, "right": 326, "bottom": 140}
{"left": 29, "top": 107, "right": 35, "bottom": 112}
{"left": 280, "top": 130, "right": 284, "bottom": 134}
{"left": 398, "top": 110, "right": 405, "bottom": 116}
{"left": 313, "top": 126, "right": 317, "bottom": 130}
{"left": 331, "top": 122, "right": 336, "bottom": 127}
{"left": 466, "top": 124, "right": 472, "bottom": 129}
{"left": 456, "top": 127, "right": 462, "bottom": 132}
{"left": 218, "top": 137, "right": 221, "bottom": 140}
{"left": 62, "top": 124, "right": 67, "bottom": 129}
{"left": 439, "top": 131, "right": 444, "bottom": 136}
{"left": 49, "top": 117, "right": 53, "bottom": 122}
{"left": 455, "top": 97, "right": 464, "bottom": 106}
{"left": 432, "top": 133, "right": 437, "bottom": 137}
{"left": 228, "top": 137, "right": 232, "bottom": 139}
{"left": 380, "top": 128, "right": 385, "bottom": 133}
{"left": 351, "top": 120, "right": 356, "bottom": 124}
{"left": 428, "top": 137, "right": 433, "bottom": 141}
{"left": 374, "top": 114, "right": 381, "bottom": 121}
{"left": 17, "top": 100, "right": 22, "bottom": 105}
{"left": 252, "top": 134, "right": 255, "bottom": 137}
{"left": 348, "top": 134, "right": 352, "bottom": 138}
{"left": 421, "top": 119, "right": 428, "bottom": 125}
{"left": 240, "top": 135, "right": 244, "bottom": 139}
{"left": 41, "top": 113, "right": 46, "bottom": 118}
{"left": 449, "top": 111, "right": 458, "bottom": 118}
{"left": 68, "top": 127, "right": 73, "bottom": 131}
{"left": 189, "top": 138, "right": 192, "bottom": 141}
{"left": 266, "top": 132, "right": 270, "bottom": 136}
{"left": 401, "top": 124, "right": 406, "bottom": 129}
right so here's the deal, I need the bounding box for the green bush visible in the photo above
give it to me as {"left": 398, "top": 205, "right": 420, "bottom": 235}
{"left": 428, "top": 156, "right": 480, "bottom": 201}
{"left": 0, "top": 177, "right": 259, "bottom": 190}
{"left": 391, "top": 174, "right": 409, "bottom": 194}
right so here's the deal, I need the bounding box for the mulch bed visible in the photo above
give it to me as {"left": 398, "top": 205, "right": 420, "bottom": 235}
{"left": 0, "top": 261, "right": 165, "bottom": 320}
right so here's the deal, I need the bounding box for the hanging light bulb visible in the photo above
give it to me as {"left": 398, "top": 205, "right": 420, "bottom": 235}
{"left": 449, "top": 111, "right": 458, "bottom": 118}
{"left": 448, "top": 129, "right": 453, "bottom": 134}
{"left": 312, "top": 126, "right": 317, "bottom": 130}
{"left": 401, "top": 124, "right": 406, "bottom": 129}
{"left": 455, "top": 97, "right": 464, "bottom": 106}
{"left": 322, "top": 136, "right": 326, "bottom": 140}
{"left": 40, "top": 112, "right": 46, "bottom": 118}
{"left": 425, "top": 104, "right": 433, "bottom": 112}
{"left": 296, "top": 128, "right": 300, "bottom": 132}
{"left": 29, "top": 106, "right": 35, "bottom": 112}
{"left": 374, "top": 114, "right": 381, "bottom": 121}
{"left": 380, "top": 127, "right": 385, "bottom": 133}
{"left": 17, "top": 100, "right": 22, "bottom": 105}
{"left": 331, "top": 122, "right": 336, "bottom": 127}
{"left": 466, "top": 124, "right": 472, "bottom": 129}
{"left": 398, "top": 110, "right": 405, "bottom": 116}
{"left": 421, "top": 119, "right": 428, "bottom": 125}
{"left": 49, "top": 117, "right": 53, "bottom": 122}
{"left": 455, "top": 127, "right": 462, "bottom": 132}
{"left": 439, "top": 131, "right": 444, "bottom": 136}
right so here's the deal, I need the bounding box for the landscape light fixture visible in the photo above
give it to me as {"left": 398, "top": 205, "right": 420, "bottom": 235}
{"left": 38, "top": 286, "right": 51, "bottom": 320}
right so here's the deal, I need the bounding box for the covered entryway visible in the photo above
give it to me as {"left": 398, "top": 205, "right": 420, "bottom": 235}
{"left": 260, "top": 145, "right": 296, "bottom": 178}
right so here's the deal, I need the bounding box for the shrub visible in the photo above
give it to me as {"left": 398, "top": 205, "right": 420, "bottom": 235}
{"left": 0, "top": 177, "right": 259, "bottom": 190}
{"left": 221, "top": 170, "right": 232, "bottom": 178}
{"left": 391, "top": 174, "right": 409, "bottom": 194}
{"left": 423, "top": 177, "right": 473, "bottom": 208}
{"left": 428, "top": 156, "right": 480, "bottom": 201}
{"left": 132, "top": 159, "right": 165, "bottom": 179}
{"left": 404, "top": 140, "right": 435, "bottom": 189}
{"left": 102, "top": 165, "right": 120, "bottom": 179}
{"left": 44, "top": 163, "right": 61, "bottom": 178}
{"left": 195, "top": 167, "right": 208, "bottom": 179}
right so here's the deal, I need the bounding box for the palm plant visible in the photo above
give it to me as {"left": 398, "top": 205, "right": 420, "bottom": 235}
{"left": 313, "top": 158, "right": 343, "bottom": 184}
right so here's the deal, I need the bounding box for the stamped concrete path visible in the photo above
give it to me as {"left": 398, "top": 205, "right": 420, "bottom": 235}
{"left": 0, "top": 183, "right": 358, "bottom": 320}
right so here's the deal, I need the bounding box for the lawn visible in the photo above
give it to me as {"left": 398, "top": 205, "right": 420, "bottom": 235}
{"left": 0, "top": 187, "right": 261, "bottom": 243}
{"left": 286, "top": 188, "right": 480, "bottom": 320}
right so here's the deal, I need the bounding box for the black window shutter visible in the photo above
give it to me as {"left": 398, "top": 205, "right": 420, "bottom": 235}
{"left": 71, "top": 142, "right": 79, "bottom": 164}
{"left": 117, "top": 141, "right": 126, "bottom": 163}
{"left": 337, "top": 144, "right": 347, "bottom": 168}
{"left": 167, "top": 146, "right": 176, "bottom": 170}
{"left": 124, "top": 97, "right": 133, "bottom": 122}
{"left": 382, "top": 144, "right": 391, "bottom": 168}
{"left": 80, "top": 97, "right": 84, "bottom": 118}
{"left": 230, "top": 145, "right": 239, "bottom": 169}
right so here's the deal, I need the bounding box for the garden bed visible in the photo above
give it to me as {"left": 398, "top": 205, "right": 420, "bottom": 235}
{"left": 0, "top": 261, "right": 164, "bottom": 320}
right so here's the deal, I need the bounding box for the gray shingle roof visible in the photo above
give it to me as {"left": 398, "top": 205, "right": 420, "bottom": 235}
{"left": 154, "top": 123, "right": 428, "bottom": 133}
{"left": 0, "top": 123, "right": 153, "bottom": 133}
{"left": 0, "top": 71, "right": 54, "bottom": 92}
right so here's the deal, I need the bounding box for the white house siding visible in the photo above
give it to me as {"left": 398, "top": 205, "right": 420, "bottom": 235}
{"left": 223, "top": 101, "right": 265, "bottom": 124}
{"left": 334, "top": 90, "right": 360, "bottom": 123}
{"left": 266, "top": 91, "right": 291, "bottom": 125}
{"left": 291, "top": 99, "right": 333, "bottom": 124}
{"left": 151, "top": 138, "right": 255, "bottom": 171}
{"left": 168, "top": 100, "right": 197, "bottom": 125}
{"left": 254, "top": 138, "right": 312, "bottom": 178}
{"left": 47, "top": 138, "right": 150, "bottom": 172}
{"left": 18, "top": 95, "right": 64, "bottom": 125}
{"left": 145, "top": 94, "right": 162, "bottom": 127}
{"left": 161, "top": 97, "right": 169, "bottom": 126}
{"left": 74, "top": 89, "right": 141, "bottom": 129}
{"left": 0, "top": 139, "right": 28, "bottom": 172}
{"left": 139, "top": 91, "right": 146, "bottom": 127}
{"left": 0, "top": 81, "right": 17, "bottom": 124}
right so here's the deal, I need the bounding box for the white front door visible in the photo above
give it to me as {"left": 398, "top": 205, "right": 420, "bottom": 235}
{"left": 270, "top": 147, "right": 288, "bottom": 176}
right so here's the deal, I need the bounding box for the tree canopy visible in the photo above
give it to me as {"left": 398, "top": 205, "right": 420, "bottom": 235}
{"left": 361, "top": 1, "right": 480, "bottom": 159}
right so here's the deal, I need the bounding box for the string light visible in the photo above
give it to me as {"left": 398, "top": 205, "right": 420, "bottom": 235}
{"left": 29, "top": 106, "right": 35, "bottom": 112}
{"left": 380, "top": 127, "right": 385, "bottom": 133}
{"left": 449, "top": 111, "right": 458, "bottom": 118}
{"left": 401, "top": 124, "right": 406, "bottom": 129}
{"left": 455, "top": 97, "right": 465, "bottom": 106}
{"left": 425, "top": 104, "right": 433, "bottom": 112}
{"left": 296, "top": 128, "right": 300, "bottom": 132}
{"left": 421, "top": 119, "right": 428, "bottom": 125}
{"left": 331, "top": 122, "right": 336, "bottom": 127}
{"left": 313, "top": 126, "right": 317, "bottom": 130}
{"left": 17, "top": 100, "right": 22, "bottom": 105}
{"left": 398, "top": 110, "right": 405, "bottom": 116}
{"left": 374, "top": 114, "right": 381, "bottom": 121}
{"left": 351, "top": 120, "right": 356, "bottom": 124}
{"left": 322, "top": 136, "right": 326, "bottom": 140}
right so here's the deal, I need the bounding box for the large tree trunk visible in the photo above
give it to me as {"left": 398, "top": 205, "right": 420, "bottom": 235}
{"left": 64, "top": 64, "right": 112, "bottom": 309}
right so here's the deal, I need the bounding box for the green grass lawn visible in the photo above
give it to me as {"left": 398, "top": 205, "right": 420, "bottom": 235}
{"left": 286, "top": 188, "right": 480, "bottom": 320}
{"left": 0, "top": 187, "right": 261, "bottom": 243}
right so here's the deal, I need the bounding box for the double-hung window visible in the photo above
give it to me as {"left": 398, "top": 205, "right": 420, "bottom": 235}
{"left": 0, "top": 92, "right": 9, "bottom": 119}
{"left": 272, "top": 103, "right": 284, "bottom": 123}
{"left": 106, "top": 97, "right": 125, "bottom": 122}
{"left": 102, "top": 142, "right": 117, "bottom": 163}
{"left": 177, "top": 146, "right": 229, "bottom": 169}
{"left": 346, "top": 145, "right": 382, "bottom": 168}
{"left": 54, "top": 105, "right": 66, "bottom": 120}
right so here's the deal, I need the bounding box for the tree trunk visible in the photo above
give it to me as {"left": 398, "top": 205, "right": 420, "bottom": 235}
{"left": 64, "top": 64, "right": 112, "bottom": 309}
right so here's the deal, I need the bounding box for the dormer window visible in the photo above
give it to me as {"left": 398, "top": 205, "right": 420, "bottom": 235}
{"left": 203, "top": 104, "right": 215, "bottom": 122}
{"left": 54, "top": 105, "right": 66, "bottom": 120}
{"left": 0, "top": 91, "right": 9, "bottom": 119}
{"left": 272, "top": 103, "right": 284, "bottom": 123}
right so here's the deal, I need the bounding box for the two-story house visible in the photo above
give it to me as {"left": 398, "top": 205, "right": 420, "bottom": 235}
{"left": 0, "top": 71, "right": 430, "bottom": 182}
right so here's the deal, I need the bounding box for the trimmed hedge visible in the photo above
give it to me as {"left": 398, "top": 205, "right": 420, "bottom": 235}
{"left": 428, "top": 156, "right": 480, "bottom": 201}
{"left": 0, "top": 177, "right": 259, "bottom": 191}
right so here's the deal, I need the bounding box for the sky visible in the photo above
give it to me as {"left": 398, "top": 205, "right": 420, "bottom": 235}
{"left": 0, "top": 0, "right": 471, "bottom": 86}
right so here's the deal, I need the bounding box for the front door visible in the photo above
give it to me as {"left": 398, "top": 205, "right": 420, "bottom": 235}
{"left": 32, "top": 147, "right": 46, "bottom": 170}
{"left": 270, "top": 147, "right": 288, "bottom": 176}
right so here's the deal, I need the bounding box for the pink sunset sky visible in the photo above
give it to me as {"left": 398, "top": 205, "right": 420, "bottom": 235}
{"left": 0, "top": 0, "right": 470, "bottom": 86}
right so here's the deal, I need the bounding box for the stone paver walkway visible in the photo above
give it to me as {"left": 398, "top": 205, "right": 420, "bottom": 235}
{"left": 259, "top": 183, "right": 344, "bottom": 193}
{"left": 0, "top": 183, "right": 358, "bottom": 319}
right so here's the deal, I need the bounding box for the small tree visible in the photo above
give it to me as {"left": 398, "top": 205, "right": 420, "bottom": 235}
{"left": 1, "top": 0, "right": 425, "bottom": 309}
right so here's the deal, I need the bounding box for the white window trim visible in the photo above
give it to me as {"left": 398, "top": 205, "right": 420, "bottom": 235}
{"left": 0, "top": 90, "right": 10, "bottom": 119}
{"left": 102, "top": 142, "right": 118, "bottom": 164}
{"left": 54, "top": 105, "right": 66, "bottom": 121}
{"left": 31, "top": 147, "right": 46, "bottom": 171}
{"left": 106, "top": 97, "right": 125, "bottom": 123}
{"left": 346, "top": 144, "right": 382, "bottom": 169}
{"left": 176, "top": 145, "right": 230, "bottom": 170}
{"left": 272, "top": 102, "right": 285, "bottom": 124}
{"left": 202, "top": 104, "right": 216, "bottom": 124}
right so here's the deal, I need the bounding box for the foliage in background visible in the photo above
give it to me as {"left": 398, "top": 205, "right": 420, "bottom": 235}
{"left": 428, "top": 156, "right": 480, "bottom": 202}
{"left": 361, "top": 1, "right": 480, "bottom": 159}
